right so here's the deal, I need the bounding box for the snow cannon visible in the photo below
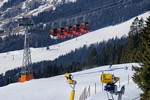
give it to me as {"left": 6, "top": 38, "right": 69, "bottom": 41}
{"left": 64, "top": 73, "right": 76, "bottom": 85}
{"left": 101, "top": 73, "right": 125, "bottom": 100}
{"left": 101, "top": 73, "right": 113, "bottom": 84}
{"left": 64, "top": 73, "right": 76, "bottom": 100}
{"left": 101, "top": 73, "right": 120, "bottom": 84}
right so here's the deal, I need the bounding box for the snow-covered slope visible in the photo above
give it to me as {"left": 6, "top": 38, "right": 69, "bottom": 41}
{"left": 0, "top": 0, "right": 77, "bottom": 36}
{"left": 21, "top": 0, "right": 76, "bottom": 16}
{"left": 0, "top": 0, "right": 8, "bottom": 8}
{"left": 0, "top": 11, "right": 149, "bottom": 74}
{"left": 0, "top": 63, "right": 142, "bottom": 100}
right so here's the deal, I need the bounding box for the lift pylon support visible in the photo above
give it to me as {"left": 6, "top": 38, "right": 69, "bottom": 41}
{"left": 18, "top": 17, "right": 34, "bottom": 82}
{"left": 64, "top": 73, "right": 77, "bottom": 100}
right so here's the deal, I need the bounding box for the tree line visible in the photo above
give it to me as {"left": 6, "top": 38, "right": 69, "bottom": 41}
{"left": 0, "top": 34, "right": 130, "bottom": 86}
{"left": 133, "top": 16, "right": 150, "bottom": 100}
{"left": 0, "top": 21, "right": 148, "bottom": 100}
{"left": 0, "top": 0, "right": 150, "bottom": 53}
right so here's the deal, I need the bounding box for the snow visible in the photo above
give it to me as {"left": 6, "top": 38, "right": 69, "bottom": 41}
{"left": 0, "top": 11, "right": 149, "bottom": 75}
{"left": 0, "top": 0, "right": 8, "bottom": 8}
{"left": 26, "top": 3, "right": 54, "bottom": 16}
{"left": 0, "top": 0, "right": 77, "bottom": 32}
{"left": 0, "top": 5, "right": 148, "bottom": 100}
{"left": 22, "top": 2, "right": 26, "bottom": 10}
{"left": 0, "top": 63, "right": 142, "bottom": 100}
{"left": 21, "top": 0, "right": 77, "bottom": 16}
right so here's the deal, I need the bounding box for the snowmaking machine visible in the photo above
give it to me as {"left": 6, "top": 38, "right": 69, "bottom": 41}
{"left": 101, "top": 72, "right": 125, "bottom": 100}
{"left": 64, "top": 73, "right": 77, "bottom": 100}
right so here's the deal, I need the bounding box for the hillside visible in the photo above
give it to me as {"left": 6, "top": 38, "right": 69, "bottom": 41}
{"left": 0, "top": 1, "right": 149, "bottom": 99}
{"left": 0, "top": 63, "right": 141, "bottom": 100}
{"left": 0, "top": 0, "right": 76, "bottom": 17}
{"left": 0, "top": 0, "right": 76, "bottom": 36}
{"left": 0, "top": 11, "right": 149, "bottom": 75}
{"left": 0, "top": 0, "right": 150, "bottom": 53}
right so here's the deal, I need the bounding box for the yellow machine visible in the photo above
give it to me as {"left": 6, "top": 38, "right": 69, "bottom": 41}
{"left": 64, "top": 73, "right": 76, "bottom": 84}
{"left": 101, "top": 73, "right": 113, "bottom": 83}
{"left": 64, "top": 73, "right": 76, "bottom": 100}
{"left": 101, "top": 73, "right": 125, "bottom": 100}
{"left": 101, "top": 73, "right": 120, "bottom": 84}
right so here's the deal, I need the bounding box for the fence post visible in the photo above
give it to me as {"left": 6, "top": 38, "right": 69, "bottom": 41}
{"left": 79, "top": 86, "right": 91, "bottom": 100}
{"left": 102, "top": 83, "right": 103, "bottom": 91}
{"left": 88, "top": 85, "right": 90, "bottom": 97}
{"left": 119, "top": 79, "right": 120, "bottom": 88}
{"left": 79, "top": 96, "right": 80, "bottom": 100}
{"left": 128, "top": 74, "right": 129, "bottom": 85}
{"left": 84, "top": 87, "right": 86, "bottom": 100}
{"left": 86, "top": 86, "right": 91, "bottom": 98}
{"left": 95, "top": 83, "right": 96, "bottom": 94}
{"left": 81, "top": 91, "right": 83, "bottom": 100}
{"left": 89, "top": 86, "right": 90, "bottom": 97}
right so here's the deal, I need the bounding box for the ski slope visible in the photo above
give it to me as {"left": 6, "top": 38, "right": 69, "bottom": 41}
{"left": 0, "top": 63, "right": 142, "bottom": 100}
{"left": 21, "top": 0, "right": 77, "bottom": 16}
{"left": 0, "top": 0, "right": 8, "bottom": 8}
{"left": 0, "top": 11, "right": 149, "bottom": 74}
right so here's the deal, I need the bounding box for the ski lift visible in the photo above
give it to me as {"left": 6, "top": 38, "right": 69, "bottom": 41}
{"left": 76, "top": 24, "right": 81, "bottom": 35}
{"left": 80, "top": 23, "right": 86, "bottom": 33}
{"left": 50, "top": 29, "right": 58, "bottom": 40}
{"left": 72, "top": 25, "right": 77, "bottom": 35}
{"left": 84, "top": 22, "right": 90, "bottom": 33}
{"left": 64, "top": 27, "right": 69, "bottom": 37}
{"left": 80, "top": 22, "right": 90, "bottom": 34}
{"left": 57, "top": 28, "right": 65, "bottom": 39}
{"left": 67, "top": 26, "right": 73, "bottom": 37}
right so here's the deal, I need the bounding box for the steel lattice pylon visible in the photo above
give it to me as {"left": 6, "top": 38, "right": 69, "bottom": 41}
{"left": 21, "top": 28, "right": 32, "bottom": 74}
{"left": 18, "top": 17, "right": 34, "bottom": 82}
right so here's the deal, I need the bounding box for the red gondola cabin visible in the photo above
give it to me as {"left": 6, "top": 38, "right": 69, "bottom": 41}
{"left": 84, "top": 22, "right": 90, "bottom": 33}
{"left": 67, "top": 26, "right": 73, "bottom": 37}
{"left": 80, "top": 22, "right": 90, "bottom": 34}
{"left": 76, "top": 24, "right": 81, "bottom": 35}
{"left": 57, "top": 28, "right": 65, "bottom": 39}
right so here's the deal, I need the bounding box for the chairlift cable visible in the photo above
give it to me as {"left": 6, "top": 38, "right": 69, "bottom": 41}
{"left": 39, "top": 0, "right": 131, "bottom": 28}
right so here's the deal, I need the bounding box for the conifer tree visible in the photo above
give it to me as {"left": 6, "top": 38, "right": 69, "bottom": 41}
{"left": 86, "top": 47, "right": 98, "bottom": 67}
{"left": 133, "top": 16, "right": 150, "bottom": 100}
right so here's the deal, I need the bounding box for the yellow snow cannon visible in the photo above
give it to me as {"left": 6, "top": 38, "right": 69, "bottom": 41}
{"left": 64, "top": 73, "right": 76, "bottom": 85}
{"left": 101, "top": 73, "right": 120, "bottom": 84}
{"left": 101, "top": 73, "right": 124, "bottom": 100}
{"left": 64, "top": 73, "right": 76, "bottom": 100}
{"left": 101, "top": 73, "right": 113, "bottom": 84}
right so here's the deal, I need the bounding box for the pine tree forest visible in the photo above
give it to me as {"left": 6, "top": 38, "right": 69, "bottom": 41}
{"left": 133, "top": 16, "right": 150, "bottom": 100}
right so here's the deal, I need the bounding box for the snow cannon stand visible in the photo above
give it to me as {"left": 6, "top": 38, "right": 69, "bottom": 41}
{"left": 101, "top": 73, "right": 125, "bottom": 100}
{"left": 64, "top": 73, "right": 77, "bottom": 100}
{"left": 18, "top": 72, "right": 34, "bottom": 82}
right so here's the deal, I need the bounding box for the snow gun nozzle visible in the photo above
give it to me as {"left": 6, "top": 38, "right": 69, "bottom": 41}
{"left": 64, "top": 73, "right": 76, "bottom": 85}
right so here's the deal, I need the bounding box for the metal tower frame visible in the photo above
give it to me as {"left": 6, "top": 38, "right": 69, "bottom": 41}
{"left": 22, "top": 27, "right": 32, "bottom": 74}
{"left": 19, "top": 17, "right": 34, "bottom": 75}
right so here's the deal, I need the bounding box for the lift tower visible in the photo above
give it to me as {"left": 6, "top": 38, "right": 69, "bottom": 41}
{"left": 18, "top": 17, "right": 34, "bottom": 82}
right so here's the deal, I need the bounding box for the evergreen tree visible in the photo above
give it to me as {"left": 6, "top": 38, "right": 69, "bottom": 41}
{"left": 86, "top": 47, "right": 98, "bottom": 67}
{"left": 133, "top": 16, "right": 150, "bottom": 100}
